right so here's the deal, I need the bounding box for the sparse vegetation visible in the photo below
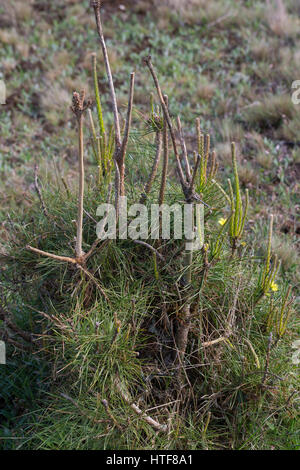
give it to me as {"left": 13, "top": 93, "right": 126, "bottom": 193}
{"left": 0, "top": 0, "right": 299, "bottom": 451}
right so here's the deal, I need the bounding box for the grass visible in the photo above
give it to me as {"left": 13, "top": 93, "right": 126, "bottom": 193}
{"left": 1, "top": 166, "right": 298, "bottom": 450}
{"left": 0, "top": 0, "right": 299, "bottom": 451}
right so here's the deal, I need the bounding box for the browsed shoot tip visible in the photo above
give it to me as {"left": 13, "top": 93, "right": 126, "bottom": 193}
{"left": 90, "top": 0, "right": 102, "bottom": 9}
{"left": 143, "top": 55, "right": 152, "bottom": 65}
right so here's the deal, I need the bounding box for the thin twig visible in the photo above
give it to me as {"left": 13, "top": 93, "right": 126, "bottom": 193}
{"left": 115, "top": 377, "right": 168, "bottom": 433}
{"left": 71, "top": 90, "right": 91, "bottom": 260}
{"left": 83, "top": 208, "right": 97, "bottom": 224}
{"left": 133, "top": 240, "right": 165, "bottom": 261}
{"left": 144, "top": 57, "right": 206, "bottom": 205}
{"left": 202, "top": 336, "right": 228, "bottom": 347}
{"left": 61, "top": 393, "right": 108, "bottom": 425}
{"left": 175, "top": 303, "right": 191, "bottom": 369}
{"left": 84, "top": 237, "right": 108, "bottom": 263}
{"left": 0, "top": 331, "right": 30, "bottom": 351}
{"left": 177, "top": 116, "right": 191, "bottom": 182}
{"left": 143, "top": 56, "right": 186, "bottom": 189}
{"left": 27, "top": 243, "right": 109, "bottom": 301}
{"left": 26, "top": 245, "right": 77, "bottom": 264}
{"left": 145, "top": 400, "right": 180, "bottom": 413}
{"left": 0, "top": 305, "right": 32, "bottom": 343}
{"left": 77, "top": 264, "right": 110, "bottom": 302}
{"left": 101, "top": 399, "right": 123, "bottom": 431}
{"left": 159, "top": 94, "right": 169, "bottom": 207}
{"left": 34, "top": 165, "right": 49, "bottom": 218}
{"left": 27, "top": 244, "right": 109, "bottom": 303}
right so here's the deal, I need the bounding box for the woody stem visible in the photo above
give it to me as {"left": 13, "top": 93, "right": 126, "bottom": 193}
{"left": 76, "top": 115, "right": 84, "bottom": 259}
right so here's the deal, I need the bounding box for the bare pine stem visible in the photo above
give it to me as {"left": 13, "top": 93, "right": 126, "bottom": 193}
{"left": 175, "top": 213, "right": 194, "bottom": 379}
{"left": 175, "top": 303, "right": 191, "bottom": 369}
{"left": 71, "top": 91, "right": 90, "bottom": 260}
{"left": 77, "top": 264, "right": 110, "bottom": 302}
{"left": 159, "top": 94, "right": 169, "bottom": 207}
{"left": 91, "top": 1, "right": 121, "bottom": 148}
{"left": 76, "top": 113, "right": 84, "bottom": 258}
{"left": 91, "top": 2, "right": 135, "bottom": 197}
{"left": 177, "top": 115, "right": 191, "bottom": 183}
{"left": 190, "top": 154, "right": 201, "bottom": 190}
{"left": 143, "top": 56, "right": 186, "bottom": 190}
{"left": 144, "top": 56, "right": 205, "bottom": 205}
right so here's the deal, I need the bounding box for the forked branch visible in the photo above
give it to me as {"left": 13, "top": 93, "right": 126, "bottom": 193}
{"left": 143, "top": 56, "right": 186, "bottom": 190}
{"left": 144, "top": 56, "right": 205, "bottom": 205}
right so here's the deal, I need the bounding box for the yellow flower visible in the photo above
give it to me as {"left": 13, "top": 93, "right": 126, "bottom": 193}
{"left": 241, "top": 241, "right": 246, "bottom": 247}
{"left": 270, "top": 282, "right": 278, "bottom": 292}
{"left": 218, "top": 218, "right": 227, "bottom": 226}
